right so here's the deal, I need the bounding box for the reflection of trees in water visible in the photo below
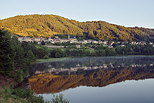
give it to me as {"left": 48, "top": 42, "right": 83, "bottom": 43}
{"left": 28, "top": 65, "right": 154, "bottom": 94}
{"left": 29, "top": 56, "right": 154, "bottom": 75}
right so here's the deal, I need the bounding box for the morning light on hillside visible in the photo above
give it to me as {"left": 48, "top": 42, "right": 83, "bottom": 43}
{"left": 0, "top": 0, "right": 154, "bottom": 103}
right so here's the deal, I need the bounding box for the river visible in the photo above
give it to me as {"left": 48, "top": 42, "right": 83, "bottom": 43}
{"left": 28, "top": 56, "right": 154, "bottom": 103}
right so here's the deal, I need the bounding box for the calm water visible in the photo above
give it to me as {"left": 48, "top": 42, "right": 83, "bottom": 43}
{"left": 29, "top": 56, "right": 154, "bottom": 103}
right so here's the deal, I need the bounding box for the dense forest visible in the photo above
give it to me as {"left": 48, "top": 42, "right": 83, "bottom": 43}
{"left": 0, "top": 14, "right": 154, "bottom": 41}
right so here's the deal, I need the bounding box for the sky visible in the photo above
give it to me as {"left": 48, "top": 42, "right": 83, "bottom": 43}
{"left": 0, "top": 0, "right": 154, "bottom": 28}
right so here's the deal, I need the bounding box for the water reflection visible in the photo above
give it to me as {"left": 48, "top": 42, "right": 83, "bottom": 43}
{"left": 28, "top": 56, "right": 154, "bottom": 94}
{"left": 29, "top": 56, "right": 154, "bottom": 75}
{"left": 40, "top": 79, "right": 154, "bottom": 103}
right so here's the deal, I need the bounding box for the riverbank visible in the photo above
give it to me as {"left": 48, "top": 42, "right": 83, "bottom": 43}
{"left": 2, "top": 55, "right": 154, "bottom": 103}
{"left": 0, "top": 74, "right": 46, "bottom": 103}
{"left": 34, "top": 55, "right": 154, "bottom": 64}
{"left": 35, "top": 57, "right": 70, "bottom": 63}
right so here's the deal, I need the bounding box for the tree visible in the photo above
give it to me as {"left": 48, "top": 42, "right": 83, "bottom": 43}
{"left": 41, "top": 40, "right": 46, "bottom": 45}
{"left": 36, "top": 48, "right": 49, "bottom": 58}
{"left": 52, "top": 94, "right": 69, "bottom": 103}
{"left": 10, "top": 36, "right": 25, "bottom": 68}
{"left": 96, "top": 49, "right": 106, "bottom": 56}
{"left": 105, "top": 48, "right": 116, "bottom": 56}
{"left": 0, "top": 30, "right": 15, "bottom": 75}
{"left": 50, "top": 49, "right": 66, "bottom": 58}
{"left": 26, "top": 50, "right": 36, "bottom": 63}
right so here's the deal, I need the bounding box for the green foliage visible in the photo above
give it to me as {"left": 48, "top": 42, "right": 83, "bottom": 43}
{"left": 0, "top": 29, "right": 50, "bottom": 82}
{"left": 50, "top": 49, "right": 66, "bottom": 58}
{"left": 43, "top": 55, "right": 49, "bottom": 59}
{"left": 0, "top": 30, "right": 15, "bottom": 75}
{"left": 115, "top": 44, "right": 154, "bottom": 55}
{"left": 13, "top": 69, "right": 28, "bottom": 83}
{"left": 28, "top": 95, "right": 45, "bottom": 103}
{"left": 36, "top": 48, "right": 49, "bottom": 59}
{"left": 2, "top": 87, "right": 47, "bottom": 103}
{"left": 48, "top": 42, "right": 154, "bottom": 57}
{"left": 2, "top": 88, "right": 70, "bottom": 103}
{"left": 95, "top": 49, "right": 106, "bottom": 56}
{"left": 11, "top": 36, "right": 26, "bottom": 68}
{"left": 52, "top": 94, "right": 69, "bottom": 103}
{"left": 105, "top": 48, "right": 116, "bottom": 56}
{"left": 11, "top": 88, "right": 33, "bottom": 99}
{"left": 26, "top": 50, "right": 36, "bottom": 62}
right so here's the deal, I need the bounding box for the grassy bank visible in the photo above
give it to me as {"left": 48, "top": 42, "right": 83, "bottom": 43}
{"left": 35, "top": 57, "right": 70, "bottom": 63}
{"left": 0, "top": 87, "right": 69, "bottom": 103}
{"left": 0, "top": 88, "right": 44, "bottom": 103}
{"left": 0, "top": 88, "right": 27, "bottom": 103}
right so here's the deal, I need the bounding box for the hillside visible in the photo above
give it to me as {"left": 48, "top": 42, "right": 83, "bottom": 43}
{"left": 0, "top": 14, "right": 154, "bottom": 41}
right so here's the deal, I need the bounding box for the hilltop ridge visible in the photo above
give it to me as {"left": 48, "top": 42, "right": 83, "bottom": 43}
{"left": 0, "top": 14, "right": 154, "bottom": 41}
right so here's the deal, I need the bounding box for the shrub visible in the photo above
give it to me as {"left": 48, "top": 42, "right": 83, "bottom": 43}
{"left": 52, "top": 94, "right": 69, "bottom": 103}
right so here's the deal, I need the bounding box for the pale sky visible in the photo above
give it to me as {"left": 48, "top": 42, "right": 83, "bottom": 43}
{"left": 0, "top": 0, "right": 153, "bottom": 28}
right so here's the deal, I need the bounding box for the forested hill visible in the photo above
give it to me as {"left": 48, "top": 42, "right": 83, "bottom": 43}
{"left": 0, "top": 14, "right": 154, "bottom": 41}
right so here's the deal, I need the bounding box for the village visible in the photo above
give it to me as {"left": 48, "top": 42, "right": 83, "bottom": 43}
{"left": 17, "top": 36, "right": 154, "bottom": 48}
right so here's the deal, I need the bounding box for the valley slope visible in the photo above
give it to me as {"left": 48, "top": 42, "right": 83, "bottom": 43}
{"left": 0, "top": 14, "right": 154, "bottom": 41}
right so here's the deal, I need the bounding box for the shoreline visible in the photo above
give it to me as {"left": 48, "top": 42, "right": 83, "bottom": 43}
{"left": 35, "top": 55, "right": 154, "bottom": 63}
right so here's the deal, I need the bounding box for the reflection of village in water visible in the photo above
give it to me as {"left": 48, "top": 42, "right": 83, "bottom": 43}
{"left": 27, "top": 56, "right": 154, "bottom": 94}
{"left": 26, "top": 56, "right": 154, "bottom": 94}
{"left": 30, "top": 56, "right": 154, "bottom": 75}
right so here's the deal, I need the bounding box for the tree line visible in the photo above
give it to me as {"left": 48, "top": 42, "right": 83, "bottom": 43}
{"left": 48, "top": 42, "right": 154, "bottom": 58}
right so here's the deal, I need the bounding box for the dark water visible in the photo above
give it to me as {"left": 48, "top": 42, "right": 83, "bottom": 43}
{"left": 29, "top": 56, "right": 154, "bottom": 103}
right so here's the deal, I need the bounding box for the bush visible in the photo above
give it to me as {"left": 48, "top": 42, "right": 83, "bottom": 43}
{"left": 50, "top": 49, "right": 66, "bottom": 58}
{"left": 36, "top": 48, "right": 49, "bottom": 59}
{"left": 12, "top": 88, "right": 33, "bottom": 99}
{"left": 3, "top": 88, "right": 69, "bottom": 103}
{"left": 52, "top": 94, "right": 69, "bottom": 103}
{"left": 4, "top": 88, "right": 47, "bottom": 103}
{"left": 43, "top": 55, "right": 49, "bottom": 59}
{"left": 28, "top": 95, "right": 45, "bottom": 103}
